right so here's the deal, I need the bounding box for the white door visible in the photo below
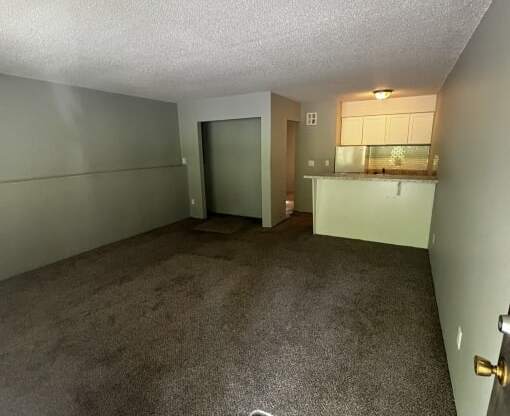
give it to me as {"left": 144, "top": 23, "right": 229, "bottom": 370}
{"left": 340, "top": 117, "right": 363, "bottom": 145}
{"left": 385, "top": 114, "right": 410, "bottom": 144}
{"left": 362, "top": 115, "right": 386, "bottom": 145}
{"left": 409, "top": 113, "right": 434, "bottom": 144}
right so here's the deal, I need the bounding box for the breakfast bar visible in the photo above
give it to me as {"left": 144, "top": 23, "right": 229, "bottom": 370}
{"left": 305, "top": 173, "right": 438, "bottom": 248}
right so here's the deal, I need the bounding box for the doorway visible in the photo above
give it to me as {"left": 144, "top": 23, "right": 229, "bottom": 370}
{"left": 286, "top": 121, "right": 297, "bottom": 216}
{"left": 201, "top": 118, "right": 262, "bottom": 219}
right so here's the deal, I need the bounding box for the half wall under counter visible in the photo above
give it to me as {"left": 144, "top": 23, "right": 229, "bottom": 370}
{"left": 305, "top": 173, "right": 438, "bottom": 248}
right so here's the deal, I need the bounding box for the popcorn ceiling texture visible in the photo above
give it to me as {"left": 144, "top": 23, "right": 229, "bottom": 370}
{"left": 0, "top": 0, "right": 492, "bottom": 102}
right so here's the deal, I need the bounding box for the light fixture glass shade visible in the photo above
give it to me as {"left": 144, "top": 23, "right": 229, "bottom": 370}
{"left": 373, "top": 89, "right": 393, "bottom": 100}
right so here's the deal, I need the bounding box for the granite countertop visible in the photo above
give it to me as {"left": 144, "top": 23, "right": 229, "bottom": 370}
{"left": 304, "top": 172, "right": 438, "bottom": 183}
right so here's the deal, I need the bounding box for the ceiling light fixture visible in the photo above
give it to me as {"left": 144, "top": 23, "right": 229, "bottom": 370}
{"left": 373, "top": 89, "right": 394, "bottom": 100}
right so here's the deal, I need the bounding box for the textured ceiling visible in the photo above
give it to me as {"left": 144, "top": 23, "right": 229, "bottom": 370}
{"left": 0, "top": 0, "right": 492, "bottom": 102}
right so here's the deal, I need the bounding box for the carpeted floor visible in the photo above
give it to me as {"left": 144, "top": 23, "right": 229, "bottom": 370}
{"left": 0, "top": 214, "right": 456, "bottom": 416}
{"left": 193, "top": 215, "right": 254, "bottom": 234}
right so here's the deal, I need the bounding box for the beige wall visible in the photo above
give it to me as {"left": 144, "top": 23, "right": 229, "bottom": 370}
{"left": 295, "top": 99, "right": 337, "bottom": 212}
{"left": 286, "top": 121, "right": 296, "bottom": 194}
{"left": 429, "top": 0, "right": 510, "bottom": 415}
{"left": 270, "top": 94, "right": 300, "bottom": 224}
{"left": 341, "top": 95, "right": 436, "bottom": 117}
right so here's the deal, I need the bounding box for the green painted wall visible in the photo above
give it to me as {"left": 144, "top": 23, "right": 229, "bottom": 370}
{"left": 203, "top": 118, "right": 262, "bottom": 218}
{"left": 0, "top": 74, "right": 189, "bottom": 280}
{"left": 0, "top": 75, "right": 183, "bottom": 179}
{"left": 295, "top": 99, "right": 337, "bottom": 212}
{"left": 429, "top": 1, "right": 510, "bottom": 414}
{"left": 178, "top": 92, "right": 272, "bottom": 225}
{"left": 178, "top": 92, "right": 299, "bottom": 227}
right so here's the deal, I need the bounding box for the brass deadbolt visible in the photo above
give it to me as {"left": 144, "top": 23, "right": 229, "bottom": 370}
{"left": 474, "top": 355, "right": 509, "bottom": 386}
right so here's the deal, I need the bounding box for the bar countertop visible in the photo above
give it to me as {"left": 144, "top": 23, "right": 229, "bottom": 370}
{"left": 304, "top": 172, "right": 438, "bottom": 183}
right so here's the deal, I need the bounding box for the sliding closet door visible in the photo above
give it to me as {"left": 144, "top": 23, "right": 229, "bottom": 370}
{"left": 202, "top": 118, "right": 261, "bottom": 218}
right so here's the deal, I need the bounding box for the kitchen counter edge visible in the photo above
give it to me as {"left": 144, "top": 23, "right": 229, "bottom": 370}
{"left": 304, "top": 173, "right": 438, "bottom": 183}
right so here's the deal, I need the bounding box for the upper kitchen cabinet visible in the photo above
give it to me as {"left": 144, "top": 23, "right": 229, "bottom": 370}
{"left": 385, "top": 114, "right": 410, "bottom": 144}
{"left": 338, "top": 95, "right": 436, "bottom": 146}
{"left": 362, "top": 115, "right": 386, "bottom": 145}
{"left": 408, "top": 112, "right": 434, "bottom": 144}
{"left": 340, "top": 117, "right": 363, "bottom": 145}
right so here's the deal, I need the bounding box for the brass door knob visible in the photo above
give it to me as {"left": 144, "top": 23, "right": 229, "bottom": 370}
{"left": 474, "top": 355, "right": 509, "bottom": 386}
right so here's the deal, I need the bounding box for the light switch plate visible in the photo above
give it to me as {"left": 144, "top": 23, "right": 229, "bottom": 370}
{"left": 308, "top": 160, "right": 315, "bottom": 167}
{"left": 325, "top": 160, "right": 330, "bottom": 167}
{"left": 182, "top": 157, "right": 187, "bottom": 165}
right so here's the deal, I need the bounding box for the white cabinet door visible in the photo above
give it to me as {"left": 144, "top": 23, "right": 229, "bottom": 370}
{"left": 341, "top": 117, "right": 363, "bottom": 145}
{"left": 409, "top": 112, "right": 434, "bottom": 144}
{"left": 385, "top": 114, "right": 410, "bottom": 144}
{"left": 362, "top": 115, "right": 386, "bottom": 145}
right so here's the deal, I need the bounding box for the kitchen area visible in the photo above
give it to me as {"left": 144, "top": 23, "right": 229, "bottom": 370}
{"left": 305, "top": 93, "right": 438, "bottom": 248}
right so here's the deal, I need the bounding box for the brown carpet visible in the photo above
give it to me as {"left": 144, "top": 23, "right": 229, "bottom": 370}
{"left": 194, "top": 215, "right": 257, "bottom": 234}
{"left": 0, "top": 213, "right": 456, "bottom": 416}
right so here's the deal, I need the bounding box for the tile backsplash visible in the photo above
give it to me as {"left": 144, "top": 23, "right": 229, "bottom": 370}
{"left": 366, "top": 145, "right": 430, "bottom": 173}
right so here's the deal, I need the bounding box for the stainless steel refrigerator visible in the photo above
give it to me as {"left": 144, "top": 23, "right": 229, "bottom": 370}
{"left": 334, "top": 146, "right": 367, "bottom": 173}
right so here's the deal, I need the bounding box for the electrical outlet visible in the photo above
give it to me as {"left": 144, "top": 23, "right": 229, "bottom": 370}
{"left": 191, "top": 198, "right": 196, "bottom": 206}
{"left": 456, "top": 326, "right": 463, "bottom": 350}
{"left": 181, "top": 157, "right": 187, "bottom": 165}
{"left": 324, "top": 160, "right": 330, "bottom": 167}
{"left": 308, "top": 160, "right": 315, "bottom": 167}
